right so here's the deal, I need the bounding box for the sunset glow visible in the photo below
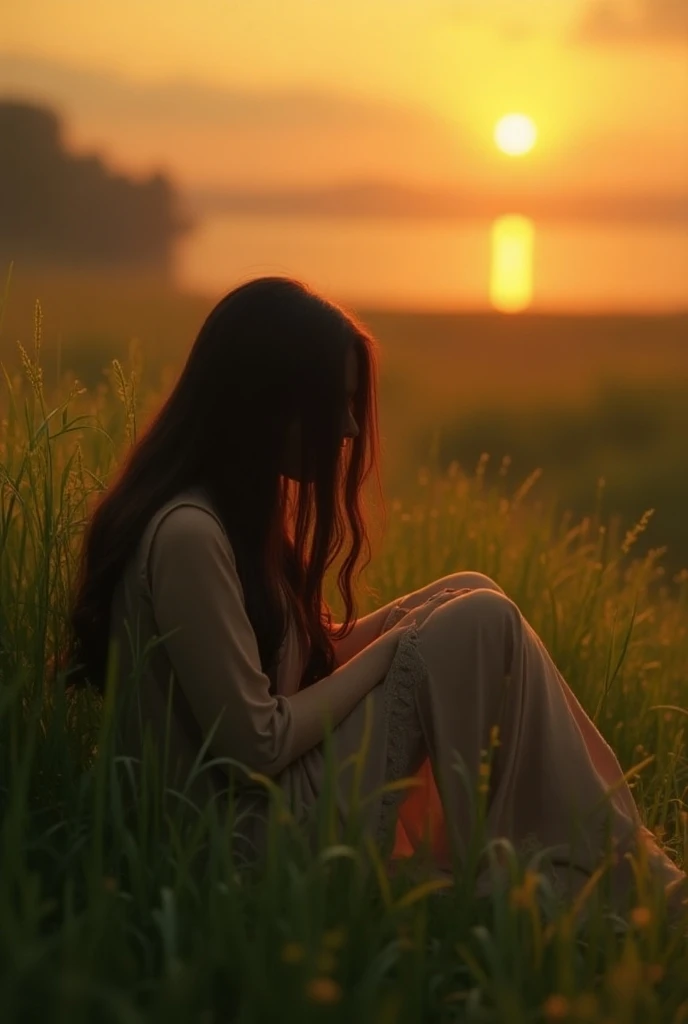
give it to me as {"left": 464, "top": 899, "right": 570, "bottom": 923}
{"left": 490, "top": 215, "right": 535, "bottom": 313}
{"left": 494, "top": 114, "right": 538, "bottom": 157}
{"left": 1, "top": 0, "right": 686, "bottom": 311}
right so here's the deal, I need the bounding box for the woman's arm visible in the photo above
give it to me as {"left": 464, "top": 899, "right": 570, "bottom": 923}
{"left": 330, "top": 584, "right": 444, "bottom": 666}
{"left": 148, "top": 506, "right": 404, "bottom": 778}
{"left": 328, "top": 603, "right": 401, "bottom": 667}
{"left": 287, "top": 626, "right": 402, "bottom": 760}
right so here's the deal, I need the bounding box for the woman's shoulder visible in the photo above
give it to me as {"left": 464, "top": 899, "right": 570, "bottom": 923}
{"left": 136, "top": 488, "right": 237, "bottom": 593}
{"left": 149, "top": 487, "right": 226, "bottom": 539}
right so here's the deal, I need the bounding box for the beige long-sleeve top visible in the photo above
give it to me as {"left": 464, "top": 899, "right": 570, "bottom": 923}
{"left": 146, "top": 500, "right": 307, "bottom": 776}
{"left": 109, "top": 489, "right": 396, "bottom": 798}
{"left": 110, "top": 489, "right": 305, "bottom": 781}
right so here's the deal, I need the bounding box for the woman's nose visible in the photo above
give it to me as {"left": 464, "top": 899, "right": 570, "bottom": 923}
{"left": 344, "top": 411, "right": 360, "bottom": 438}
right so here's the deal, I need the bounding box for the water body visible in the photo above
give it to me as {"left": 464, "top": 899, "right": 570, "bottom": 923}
{"left": 175, "top": 214, "right": 688, "bottom": 313}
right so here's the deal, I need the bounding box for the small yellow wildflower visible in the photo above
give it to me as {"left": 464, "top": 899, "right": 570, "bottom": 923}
{"left": 305, "top": 977, "right": 342, "bottom": 1004}
{"left": 489, "top": 725, "right": 501, "bottom": 748}
{"left": 322, "top": 928, "right": 347, "bottom": 950}
{"left": 510, "top": 870, "right": 539, "bottom": 909}
{"left": 630, "top": 905, "right": 652, "bottom": 929}
{"left": 281, "top": 942, "right": 305, "bottom": 965}
{"left": 543, "top": 994, "right": 570, "bottom": 1020}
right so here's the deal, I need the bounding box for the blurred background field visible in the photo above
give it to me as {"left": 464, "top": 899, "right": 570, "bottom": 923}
{"left": 2, "top": 266, "right": 687, "bottom": 584}
{"left": 2, "top": 0, "right": 687, "bottom": 589}
{"left": 2, "top": 4, "right": 688, "bottom": 1017}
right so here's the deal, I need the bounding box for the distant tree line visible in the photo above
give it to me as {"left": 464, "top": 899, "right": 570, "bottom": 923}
{"left": 0, "top": 100, "right": 193, "bottom": 277}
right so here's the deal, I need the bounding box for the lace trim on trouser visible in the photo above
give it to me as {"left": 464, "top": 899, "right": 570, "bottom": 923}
{"left": 375, "top": 606, "right": 428, "bottom": 851}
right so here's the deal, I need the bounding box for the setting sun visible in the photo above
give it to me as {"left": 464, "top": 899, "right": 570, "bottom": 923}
{"left": 494, "top": 114, "right": 538, "bottom": 157}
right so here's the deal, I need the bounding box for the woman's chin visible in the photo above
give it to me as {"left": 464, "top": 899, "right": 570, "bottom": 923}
{"left": 281, "top": 464, "right": 313, "bottom": 484}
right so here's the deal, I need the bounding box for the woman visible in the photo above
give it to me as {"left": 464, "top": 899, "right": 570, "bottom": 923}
{"left": 69, "top": 276, "right": 686, "bottom": 916}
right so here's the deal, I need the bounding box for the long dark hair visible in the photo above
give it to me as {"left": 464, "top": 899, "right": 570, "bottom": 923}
{"left": 67, "top": 276, "right": 382, "bottom": 692}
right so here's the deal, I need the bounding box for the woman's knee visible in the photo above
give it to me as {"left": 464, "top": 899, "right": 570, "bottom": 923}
{"left": 419, "top": 587, "right": 521, "bottom": 656}
{"left": 438, "top": 570, "right": 506, "bottom": 597}
{"left": 397, "top": 571, "right": 506, "bottom": 618}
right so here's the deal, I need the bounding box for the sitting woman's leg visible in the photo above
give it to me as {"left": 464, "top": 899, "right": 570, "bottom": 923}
{"left": 331, "top": 571, "right": 505, "bottom": 667}
{"left": 393, "top": 588, "right": 686, "bottom": 913}
{"left": 396, "top": 571, "right": 506, "bottom": 613}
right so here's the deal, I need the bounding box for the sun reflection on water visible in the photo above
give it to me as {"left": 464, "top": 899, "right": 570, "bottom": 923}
{"left": 490, "top": 214, "right": 535, "bottom": 313}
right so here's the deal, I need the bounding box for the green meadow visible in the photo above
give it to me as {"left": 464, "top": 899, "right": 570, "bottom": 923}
{"left": 1, "top": 268, "right": 687, "bottom": 1023}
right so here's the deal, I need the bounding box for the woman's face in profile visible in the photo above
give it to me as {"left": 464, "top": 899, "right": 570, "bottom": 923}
{"left": 281, "top": 346, "right": 360, "bottom": 482}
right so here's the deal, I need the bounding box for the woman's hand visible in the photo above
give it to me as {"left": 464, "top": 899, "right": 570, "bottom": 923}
{"left": 328, "top": 588, "right": 474, "bottom": 697}
{"left": 393, "top": 587, "right": 473, "bottom": 629}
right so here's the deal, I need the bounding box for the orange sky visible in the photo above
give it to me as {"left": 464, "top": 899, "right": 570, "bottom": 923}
{"left": 2, "top": 0, "right": 687, "bottom": 200}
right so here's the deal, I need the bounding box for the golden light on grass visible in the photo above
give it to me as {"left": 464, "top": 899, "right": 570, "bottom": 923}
{"left": 494, "top": 113, "right": 538, "bottom": 156}
{"left": 490, "top": 215, "right": 535, "bottom": 313}
{"left": 542, "top": 994, "right": 571, "bottom": 1021}
{"left": 630, "top": 905, "right": 652, "bottom": 928}
{"left": 280, "top": 941, "right": 305, "bottom": 964}
{"left": 305, "top": 977, "right": 342, "bottom": 1004}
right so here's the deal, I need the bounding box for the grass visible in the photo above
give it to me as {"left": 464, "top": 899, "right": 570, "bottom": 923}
{"left": 4, "top": 265, "right": 688, "bottom": 579}
{"left": 412, "top": 374, "right": 688, "bottom": 586}
{"left": 1, "top": 288, "right": 688, "bottom": 1023}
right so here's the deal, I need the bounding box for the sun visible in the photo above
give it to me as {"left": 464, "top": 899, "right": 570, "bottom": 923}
{"left": 494, "top": 113, "right": 538, "bottom": 157}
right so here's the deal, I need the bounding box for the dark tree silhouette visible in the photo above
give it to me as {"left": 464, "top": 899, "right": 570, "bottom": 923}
{"left": 0, "top": 100, "right": 194, "bottom": 276}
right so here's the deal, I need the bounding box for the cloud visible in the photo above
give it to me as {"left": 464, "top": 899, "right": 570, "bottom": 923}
{"left": 575, "top": 0, "right": 688, "bottom": 45}
{"left": 189, "top": 180, "right": 688, "bottom": 224}
{"left": 438, "top": 0, "right": 540, "bottom": 40}
{"left": 0, "top": 50, "right": 463, "bottom": 189}
{"left": 0, "top": 50, "right": 442, "bottom": 137}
